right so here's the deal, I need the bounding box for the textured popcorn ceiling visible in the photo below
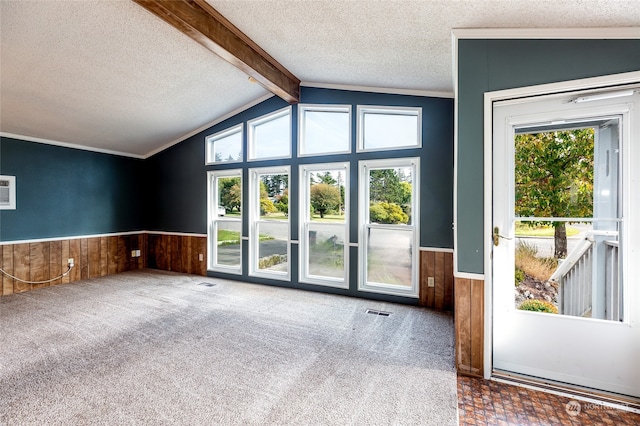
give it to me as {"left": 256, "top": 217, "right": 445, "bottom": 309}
{"left": 0, "top": 1, "right": 638, "bottom": 157}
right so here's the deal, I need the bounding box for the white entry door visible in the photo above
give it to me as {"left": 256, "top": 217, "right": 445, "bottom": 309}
{"left": 492, "top": 85, "right": 640, "bottom": 398}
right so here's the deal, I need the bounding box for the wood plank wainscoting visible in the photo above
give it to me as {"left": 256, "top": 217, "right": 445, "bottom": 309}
{"left": 1, "top": 234, "right": 147, "bottom": 296}
{"left": 0, "top": 233, "right": 209, "bottom": 297}
{"left": 454, "top": 277, "right": 484, "bottom": 376}
{"left": 419, "top": 249, "right": 454, "bottom": 311}
{"left": 147, "top": 233, "right": 207, "bottom": 276}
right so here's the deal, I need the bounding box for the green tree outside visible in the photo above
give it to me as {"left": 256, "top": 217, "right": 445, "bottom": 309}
{"left": 310, "top": 183, "right": 340, "bottom": 218}
{"left": 218, "top": 177, "right": 241, "bottom": 213}
{"left": 515, "top": 129, "right": 594, "bottom": 258}
{"left": 368, "top": 168, "right": 412, "bottom": 224}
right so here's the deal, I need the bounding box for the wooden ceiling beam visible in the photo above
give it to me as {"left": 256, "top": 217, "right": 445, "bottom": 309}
{"left": 133, "top": 0, "right": 300, "bottom": 103}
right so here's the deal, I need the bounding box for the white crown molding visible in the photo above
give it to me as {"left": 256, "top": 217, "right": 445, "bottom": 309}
{"left": 452, "top": 27, "right": 640, "bottom": 40}
{"left": 0, "top": 132, "right": 145, "bottom": 159}
{"left": 301, "top": 82, "right": 454, "bottom": 99}
{"left": 143, "top": 93, "right": 275, "bottom": 159}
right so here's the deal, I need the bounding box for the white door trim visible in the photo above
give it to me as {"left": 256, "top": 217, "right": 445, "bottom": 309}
{"left": 482, "top": 70, "right": 640, "bottom": 380}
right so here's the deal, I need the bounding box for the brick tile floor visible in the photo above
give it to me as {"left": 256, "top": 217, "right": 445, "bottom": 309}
{"left": 457, "top": 375, "right": 640, "bottom": 425}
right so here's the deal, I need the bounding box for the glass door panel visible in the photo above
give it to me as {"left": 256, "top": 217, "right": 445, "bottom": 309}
{"left": 513, "top": 122, "right": 622, "bottom": 321}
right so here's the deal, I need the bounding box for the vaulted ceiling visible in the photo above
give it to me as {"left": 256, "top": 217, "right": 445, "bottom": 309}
{"left": 1, "top": 1, "right": 638, "bottom": 158}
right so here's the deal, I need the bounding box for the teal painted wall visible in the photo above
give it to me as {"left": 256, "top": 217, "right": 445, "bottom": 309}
{"left": 456, "top": 39, "right": 640, "bottom": 274}
{"left": 0, "top": 137, "right": 145, "bottom": 241}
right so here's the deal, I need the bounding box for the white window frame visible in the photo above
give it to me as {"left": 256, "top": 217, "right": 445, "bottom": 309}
{"left": 207, "top": 169, "right": 243, "bottom": 274}
{"left": 358, "top": 157, "right": 420, "bottom": 297}
{"left": 247, "top": 107, "right": 292, "bottom": 161}
{"left": 248, "top": 166, "right": 291, "bottom": 281}
{"left": 299, "top": 162, "right": 350, "bottom": 288}
{"left": 298, "top": 104, "right": 352, "bottom": 157}
{"left": 357, "top": 105, "right": 422, "bottom": 152}
{"left": 205, "top": 124, "right": 243, "bottom": 165}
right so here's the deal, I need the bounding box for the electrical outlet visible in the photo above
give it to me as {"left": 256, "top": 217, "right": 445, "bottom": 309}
{"left": 131, "top": 250, "right": 137, "bottom": 258}
{"left": 136, "top": 250, "right": 141, "bottom": 257}
{"left": 199, "top": 253, "right": 204, "bottom": 261}
{"left": 68, "top": 258, "right": 74, "bottom": 266}
{"left": 427, "top": 277, "right": 435, "bottom": 288}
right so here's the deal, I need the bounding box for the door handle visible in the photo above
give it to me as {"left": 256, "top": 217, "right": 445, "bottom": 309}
{"left": 493, "top": 227, "right": 512, "bottom": 246}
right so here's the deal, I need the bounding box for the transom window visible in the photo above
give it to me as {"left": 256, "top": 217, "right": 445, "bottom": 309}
{"left": 298, "top": 104, "right": 351, "bottom": 156}
{"left": 205, "top": 124, "right": 243, "bottom": 165}
{"left": 248, "top": 107, "right": 291, "bottom": 161}
{"left": 357, "top": 106, "right": 421, "bottom": 152}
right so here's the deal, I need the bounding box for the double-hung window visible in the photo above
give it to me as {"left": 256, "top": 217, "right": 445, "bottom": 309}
{"left": 299, "top": 162, "right": 349, "bottom": 288}
{"left": 359, "top": 158, "right": 420, "bottom": 297}
{"left": 249, "top": 166, "right": 290, "bottom": 280}
{"left": 208, "top": 169, "right": 243, "bottom": 274}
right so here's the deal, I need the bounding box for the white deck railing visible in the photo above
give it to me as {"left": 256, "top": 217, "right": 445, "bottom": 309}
{"left": 549, "top": 236, "right": 622, "bottom": 320}
{"left": 604, "top": 240, "right": 622, "bottom": 321}
{"left": 550, "top": 238, "right": 594, "bottom": 317}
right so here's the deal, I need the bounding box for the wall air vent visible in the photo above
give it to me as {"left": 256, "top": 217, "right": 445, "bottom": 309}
{"left": 0, "top": 176, "right": 16, "bottom": 210}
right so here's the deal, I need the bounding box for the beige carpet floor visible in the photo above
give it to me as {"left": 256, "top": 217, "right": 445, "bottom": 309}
{"left": 0, "top": 269, "right": 457, "bottom": 425}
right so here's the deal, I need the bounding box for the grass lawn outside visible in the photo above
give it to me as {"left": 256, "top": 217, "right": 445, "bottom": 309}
{"left": 258, "top": 212, "right": 346, "bottom": 223}
{"left": 309, "top": 213, "right": 346, "bottom": 223}
{"left": 515, "top": 223, "right": 580, "bottom": 237}
{"left": 260, "top": 212, "right": 289, "bottom": 221}
{"left": 217, "top": 229, "right": 272, "bottom": 245}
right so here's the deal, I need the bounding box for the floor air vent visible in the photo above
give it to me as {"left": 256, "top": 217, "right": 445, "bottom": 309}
{"left": 366, "top": 309, "right": 391, "bottom": 316}
{"left": 198, "top": 282, "right": 217, "bottom": 287}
